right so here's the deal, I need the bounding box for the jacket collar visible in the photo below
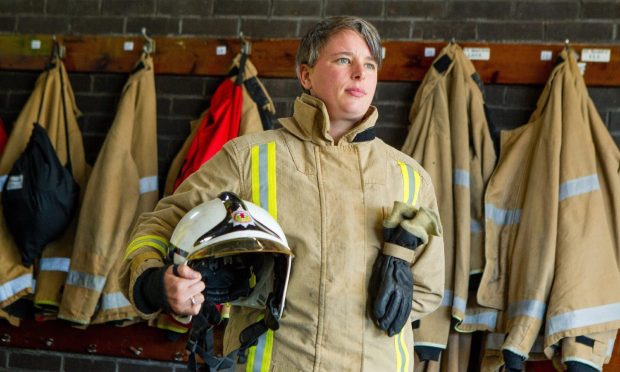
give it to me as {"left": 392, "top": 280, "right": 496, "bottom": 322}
{"left": 279, "top": 93, "right": 378, "bottom": 146}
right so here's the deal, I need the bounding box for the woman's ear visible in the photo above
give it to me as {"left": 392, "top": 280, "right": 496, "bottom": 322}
{"left": 298, "top": 64, "right": 313, "bottom": 91}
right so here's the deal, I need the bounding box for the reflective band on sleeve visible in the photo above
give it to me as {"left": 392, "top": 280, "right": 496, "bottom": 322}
{"left": 0, "top": 174, "right": 6, "bottom": 190}
{"left": 394, "top": 330, "right": 410, "bottom": 372}
{"left": 559, "top": 174, "right": 600, "bottom": 201}
{"left": 246, "top": 329, "right": 274, "bottom": 372}
{"left": 100, "top": 291, "right": 131, "bottom": 310}
{"left": 251, "top": 142, "right": 277, "bottom": 218}
{"left": 398, "top": 161, "right": 420, "bottom": 206}
{"left": 66, "top": 270, "right": 106, "bottom": 292}
{"left": 0, "top": 273, "right": 33, "bottom": 302}
{"left": 452, "top": 295, "right": 467, "bottom": 314}
{"left": 440, "top": 289, "right": 453, "bottom": 307}
{"left": 546, "top": 302, "right": 620, "bottom": 337}
{"left": 453, "top": 169, "right": 470, "bottom": 188}
{"left": 39, "top": 257, "right": 71, "bottom": 272}
{"left": 507, "top": 300, "right": 546, "bottom": 321}
{"left": 125, "top": 235, "right": 169, "bottom": 258}
{"left": 485, "top": 203, "right": 521, "bottom": 225}
{"left": 139, "top": 175, "right": 159, "bottom": 194}
{"left": 461, "top": 310, "right": 497, "bottom": 328}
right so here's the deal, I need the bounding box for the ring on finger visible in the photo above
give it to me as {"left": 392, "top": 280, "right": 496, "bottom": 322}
{"left": 190, "top": 296, "right": 197, "bottom": 306}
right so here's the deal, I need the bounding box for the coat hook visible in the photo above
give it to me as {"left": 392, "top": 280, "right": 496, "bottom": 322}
{"left": 51, "top": 35, "right": 65, "bottom": 59}
{"left": 450, "top": 37, "right": 456, "bottom": 45}
{"left": 239, "top": 31, "right": 251, "bottom": 55}
{"left": 141, "top": 27, "right": 155, "bottom": 55}
{"left": 564, "top": 38, "right": 570, "bottom": 49}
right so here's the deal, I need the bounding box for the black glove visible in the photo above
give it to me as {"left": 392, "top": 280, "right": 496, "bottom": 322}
{"left": 369, "top": 252, "right": 414, "bottom": 336}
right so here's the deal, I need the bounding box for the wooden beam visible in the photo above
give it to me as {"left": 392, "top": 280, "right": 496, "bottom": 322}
{"left": 1, "top": 34, "right": 619, "bottom": 85}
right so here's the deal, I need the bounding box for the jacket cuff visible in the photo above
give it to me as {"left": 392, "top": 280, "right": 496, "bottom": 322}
{"left": 382, "top": 242, "right": 416, "bottom": 263}
{"left": 133, "top": 265, "right": 171, "bottom": 315}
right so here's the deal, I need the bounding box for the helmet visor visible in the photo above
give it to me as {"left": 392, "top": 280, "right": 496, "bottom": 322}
{"left": 187, "top": 236, "right": 293, "bottom": 262}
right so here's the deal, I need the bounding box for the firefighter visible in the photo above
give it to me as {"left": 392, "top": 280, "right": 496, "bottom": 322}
{"left": 121, "top": 16, "right": 445, "bottom": 371}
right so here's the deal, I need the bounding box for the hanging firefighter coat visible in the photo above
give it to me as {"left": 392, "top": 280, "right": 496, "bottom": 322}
{"left": 479, "top": 49, "right": 620, "bottom": 371}
{"left": 58, "top": 54, "right": 158, "bottom": 325}
{"left": 163, "top": 54, "right": 275, "bottom": 196}
{"left": 122, "top": 94, "right": 445, "bottom": 371}
{"left": 0, "top": 56, "right": 88, "bottom": 313}
{"left": 401, "top": 43, "right": 497, "bottom": 367}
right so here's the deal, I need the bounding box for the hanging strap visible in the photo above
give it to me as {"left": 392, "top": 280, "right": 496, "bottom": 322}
{"left": 57, "top": 59, "right": 73, "bottom": 174}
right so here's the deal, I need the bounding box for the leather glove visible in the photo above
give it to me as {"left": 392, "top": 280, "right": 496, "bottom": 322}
{"left": 369, "top": 202, "right": 442, "bottom": 336}
{"left": 369, "top": 252, "right": 414, "bottom": 336}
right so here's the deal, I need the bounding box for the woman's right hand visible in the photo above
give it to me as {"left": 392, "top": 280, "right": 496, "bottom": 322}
{"left": 164, "top": 264, "right": 205, "bottom": 316}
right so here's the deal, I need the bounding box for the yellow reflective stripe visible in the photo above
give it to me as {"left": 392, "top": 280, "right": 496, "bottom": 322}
{"left": 251, "top": 145, "right": 261, "bottom": 206}
{"left": 246, "top": 329, "right": 274, "bottom": 372}
{"left": 398, "top": 161, "right": 421, "bottom": 206}
{"left": 394, "top": 330, "right": 410, "bottom": 372}
{"left": 251, "top": 142, "right": 277, "bottom": 218}
{"left": 124, "top": 235, "right": 168, "bottom": 259}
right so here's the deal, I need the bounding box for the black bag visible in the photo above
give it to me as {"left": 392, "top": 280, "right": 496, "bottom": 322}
{"left": 2, "top": 62, "right": 79, "bottom": 267}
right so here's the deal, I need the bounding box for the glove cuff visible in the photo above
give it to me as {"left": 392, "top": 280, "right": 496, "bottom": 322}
{"left": 383, "top": 242, "right": 415, "bottom": 263}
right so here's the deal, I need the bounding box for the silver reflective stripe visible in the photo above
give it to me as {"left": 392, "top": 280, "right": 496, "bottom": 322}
{"left": 39, "top": 257, "right": 71, "bottom": 272}
{"left": 101, "top": 292, "right": 131, "bottom": 310}
{"left": 608, "top": 338, "right": 615, "bottom": 357}
{"left": 251, "top": 332, "right": 268, "bottom": 372}
{"left": 0, "top": 174, "right": 6, "bottom": 190}
{"left": 471, "top": 218, "right": 483, "bottom": 233}
{"left": 258, "top": 144, "right": 270, "bottom": 209}
{"left": 440, "top": 289, "right": 453, "bottom": 307}
{"left": 452, "top": 295, "right": 467, "bottom": 314}
{"left": 66, "top": 270, "right": 106, "bottom": 292}
{"left": 485, "top": 332, "right": 505, "bottom": 350}
{"left": 485, "top": 203, "right": 521, "bottom": 225}
{"left": 0, "top": 273, "right": 32, "bottom": 302}
{"left": 139, "top": 175, "right": 158, "bottom": 194}
{"left": 453, "top": 169, "right": 470, "bottom": 188}
{"left": 547, "top": 302, "right": 620, "bottom": 336}
{"left": 508, "top": 300, "right": 546, "bottom": 320}
{"left": 462, "top": 310, "right": 497, "bottom": 328}
{"left": 559, "top": 174, "right": 600, "bottom": 201}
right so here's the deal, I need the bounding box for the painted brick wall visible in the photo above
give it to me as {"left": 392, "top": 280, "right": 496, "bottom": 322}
{"left": 0, "top": 0, "right": 619, "bottom": 370}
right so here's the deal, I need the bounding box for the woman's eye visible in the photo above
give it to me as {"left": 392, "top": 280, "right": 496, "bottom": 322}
{"left": 336, "top": 57, "right": 350, "bottom": 64}
{"left": 365, "top": 63, "right": 377, "bottom": 70}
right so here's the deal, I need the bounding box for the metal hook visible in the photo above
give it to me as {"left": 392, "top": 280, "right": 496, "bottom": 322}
{"left": 239, "top": 31, "right": 251, "bottom": 55}
{"left": 450, "top": 37, "right": 456, "bottom": 45}
{"left": 141, "top": 27, "right": 155, "bottom": 55}
{"left": 51, "top": 35, "right": 65, "bottom": 59}
{"left": 564, "top": 38, "right": 570, "bottom": 50}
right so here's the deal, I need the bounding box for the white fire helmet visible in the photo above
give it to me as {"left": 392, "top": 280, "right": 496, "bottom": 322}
{"left": 169, "top": 192, "right": 293, "bottom": 319}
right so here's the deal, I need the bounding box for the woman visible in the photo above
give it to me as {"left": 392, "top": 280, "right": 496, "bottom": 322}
{"left": 121, "top": 16, "right": 444, "bottom": 371}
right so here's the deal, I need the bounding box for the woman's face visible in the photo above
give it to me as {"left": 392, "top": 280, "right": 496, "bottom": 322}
{"left": 299, "top": 29, "right": 378, "bottom": 125}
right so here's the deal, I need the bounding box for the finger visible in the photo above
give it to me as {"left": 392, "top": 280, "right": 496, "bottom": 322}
{"left": 389, "top": 300, "right": 409, "bottom": 337}
{"left": 177, "top": 263, "right": 202, "bottom": 279}
{"left": 373, "top": 282, "right": 392, "bottom": 319}
{"left": 379, "top": 292, "right": 400, "bottom": 331}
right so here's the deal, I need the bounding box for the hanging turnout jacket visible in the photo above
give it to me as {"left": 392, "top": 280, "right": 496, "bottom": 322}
{"left": 58, "top": 54, "right": 158, "bottom": 325}
{"left": 163, "top": 54, "right": 275, "bottom": 196}
{"left": 401, "top": 43, "right": 497, "bottom": 368}
{"left": 0, "top": 56, "right": 88, "bottom": 315}
{"left": 122, "top": 94, "right": 445, "bottom": 371}
{"left": 479, "top": 49, "right": 620, "bottom": 371}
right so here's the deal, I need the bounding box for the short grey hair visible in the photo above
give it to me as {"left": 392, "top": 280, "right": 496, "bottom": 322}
{"left": 296, "top": 16, "right": 382, "bottom": 75}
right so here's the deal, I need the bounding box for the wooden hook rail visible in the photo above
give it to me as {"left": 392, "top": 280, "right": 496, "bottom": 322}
{"left": 1, "top": 34, "right": 620, "bottom": 86}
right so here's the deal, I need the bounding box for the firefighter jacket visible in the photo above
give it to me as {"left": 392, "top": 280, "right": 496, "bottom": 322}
{"left": 479, "top": 49, "right": 620, "bottom": 371}
{"left": 122, "top": 93, "right": 445, "bottom": 371}
{"left": 0, "top": 56, "right": 88, "bottom": 313}
{"left": 58, "top": 54, "right": 158, "bottom": 325}
{"left": 401, "top": 43, "right": 497, "bottom": 366}
{"left": 163, "top": 54, "right": 275, "bottom": 197}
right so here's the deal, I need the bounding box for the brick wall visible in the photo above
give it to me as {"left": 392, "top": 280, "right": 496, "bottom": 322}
{"left": 0, "top": 0, "right": 619, "bottom": 370}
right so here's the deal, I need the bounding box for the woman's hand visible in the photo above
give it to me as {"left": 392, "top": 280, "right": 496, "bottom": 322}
{"left": 164, "top": 264, "right": 205, "bottom": 316}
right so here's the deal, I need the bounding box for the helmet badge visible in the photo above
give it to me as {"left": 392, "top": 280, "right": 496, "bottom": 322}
{"left": 231, "top": 207, "right": 255, "bottom": 228}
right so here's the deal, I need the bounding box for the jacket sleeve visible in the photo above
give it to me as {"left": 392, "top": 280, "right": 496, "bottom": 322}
{"left": 409, "top": 170, "right": 445, "bottom": 322}
{"left": 119, "top": 141, "right": 243, "bottom": 319}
